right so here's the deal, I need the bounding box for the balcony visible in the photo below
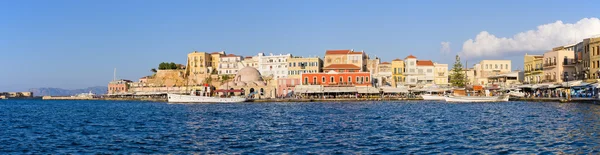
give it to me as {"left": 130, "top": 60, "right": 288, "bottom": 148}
{"left": 563, "top": 59, "right": 576, "bottom": 67}
{"left": 543, "top": 62, "right": 556, "bottom": 68}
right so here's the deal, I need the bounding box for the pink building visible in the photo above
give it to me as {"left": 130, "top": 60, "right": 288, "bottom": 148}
{"left": 277, "top": 78, "right": 301, "bottom": 97}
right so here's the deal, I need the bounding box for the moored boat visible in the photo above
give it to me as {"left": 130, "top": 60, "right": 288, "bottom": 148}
{"left": 420, "top": 94, "right": 447, "bottom": 100}
{"left": 444, "top": 95, "right": 509, "bottom": 103}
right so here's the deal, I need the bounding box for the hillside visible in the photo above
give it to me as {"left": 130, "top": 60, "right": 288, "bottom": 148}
{"left": 28, "top": 86, "right": 108, "bottom": 96}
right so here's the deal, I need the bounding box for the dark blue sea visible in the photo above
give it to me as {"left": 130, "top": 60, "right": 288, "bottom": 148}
{"left": 1, "top": 100, "right": 600, "bottom": 154}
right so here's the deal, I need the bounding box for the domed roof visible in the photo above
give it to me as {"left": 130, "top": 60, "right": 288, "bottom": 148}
{"left": 236, "top": 67, "right": 263, "bottom": 82}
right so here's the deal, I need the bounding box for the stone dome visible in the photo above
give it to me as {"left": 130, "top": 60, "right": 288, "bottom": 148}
{"left": 236, "top": 67, "right": 263, "bottom": 82}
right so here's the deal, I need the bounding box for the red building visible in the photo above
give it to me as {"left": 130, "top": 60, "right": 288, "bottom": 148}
{"left": 108, "top": 79, "right": 132, "bottom": 94}
{"left": 301, "top": 71, "right": 372, "bottom": 86}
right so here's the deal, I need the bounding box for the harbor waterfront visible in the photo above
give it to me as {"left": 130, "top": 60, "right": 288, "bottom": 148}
{"left": 1, "top": 99, "right": 600, "bottom": 154}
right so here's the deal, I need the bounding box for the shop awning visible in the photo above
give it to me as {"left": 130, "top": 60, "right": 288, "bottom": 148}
{"left": 382, "top": 87, "right": 409, "bottom": 93}
{"left": 357, "top": 87, "right": 380, "bottom": 94}
{"left": 323, "top": 87, "right": 358, "bottom": 93}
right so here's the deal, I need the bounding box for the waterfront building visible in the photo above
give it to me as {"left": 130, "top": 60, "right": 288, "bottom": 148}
{"left": 473, "top": 60, "right": 512, "bottom": 85}
{"left": 587, "top": 36, "right": 600, "bottom": 79}
{"left": 416, "top": 60, "right": 435, "bottom": 86}
{"left": 323, "top": 49, "right": 367, "bottom": 72}
{"left": 278, "top": 56, "right": 323, "bottom": 97}
{"left": 219, "top": 66, "right": 275, "bottom": 98}
{"left": 524, "top": 54, "right": 544, "bottom": 84}
{"left": 434, "top": 63, "right": 449, "bottom": 85}
{"left": 210, "top": 52, "right": 225, "bottom": 73}
{"left": 542, "top": 43, "right": 576, "bottom": 83}
{"left": 391, "top": 58, "right": 405, "bottom": 87}
{"left": 374, "top": 62, "right": 392, "bottom": 87}
{"left": 301, "top": 71, "right": 372, "bottom": 87}
{"left": 255, "top": 53, "right": 292, "bottom": 79}
{"left": 287, "top": 56, "right": 323, "bottom": 79}
{"left": 403, "top": 55, "right": 418, "bottom": 86}
{"left": 242, "top": 56, "right": 259, "bottom": 68}
{"left": 487, "top": 71, "right": 522, "bottom": 87}
{"left": 218, "top": 54, "right": 244, "bottom": 75}
{"left": 185, "top": 51, "right": 224, "bottom": 85}
{"left": 108, "top": 79, "right": 132, "bottom": 94}
{"left": 366, "top": 56, "right": 380, "bottom": 75}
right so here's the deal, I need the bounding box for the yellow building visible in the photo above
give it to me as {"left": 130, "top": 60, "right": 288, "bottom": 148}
{"left": 523, "top": 54, "right": 543, "bottom": 84}
{"left": 210, "top": 51, "right": 225, "bottom": 74}
{"left": 391, "top": 58, "right": 405, "bottom": 87}
{"left": 433, "top": 63, "right": 448, "bottom": 85}
{"left": 186, "top": 51, "right": 224, "bottom": 85}
{"left": 287, "top": 57, "right": 323, "bottom": 79}
{"left": 588, "top": 37, "right": 600, "bottom": 79}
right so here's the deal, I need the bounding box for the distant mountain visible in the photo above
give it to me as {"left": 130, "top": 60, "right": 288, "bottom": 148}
{"left": 28, "top": 86, "right": 108, "bottom": 96}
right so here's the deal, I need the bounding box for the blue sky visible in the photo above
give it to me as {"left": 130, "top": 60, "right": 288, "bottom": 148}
{"left": 0, "top": 0, "right": 598, "bottom": 91}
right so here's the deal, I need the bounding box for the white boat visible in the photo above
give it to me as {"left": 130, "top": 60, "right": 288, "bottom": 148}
{"left": 507, "top": 89, "right": 525, "bottom": 97}
{"left": 420, "top": 94, "right": 447, "bottom": 100}
{"left": 444, "top": 95, "right": 510, "bottom": 103}
{"left": 167, "top": 94, "right": 247, "bottom": 103}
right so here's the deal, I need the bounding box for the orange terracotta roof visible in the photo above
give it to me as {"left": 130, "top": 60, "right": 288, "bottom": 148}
{"left": 325, "top": 49, "right": 363, "bottom": 55}
{"left": 416, "top": 60, "right": 434, "bottom": 66}
{"left": 245, "top": 56, "right": 253, "bottom": 59}
{"left": 392, "top": 58, "right": 403, "bottom": 61}
{"left": 380, "top": 62, "right": 390, "bottom": 64}
{"left": 222, "top": 54, "right": 239, "bottom": 57}
{"left": 405, "top": 55, "right": 417, "bottom": 59}
{"left": 324, "top": 64, "right": 361, "bottom": 69}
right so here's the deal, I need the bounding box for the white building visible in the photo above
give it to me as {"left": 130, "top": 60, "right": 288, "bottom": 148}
{"left": 218, "top": 54, "right": 244, "bottom": 75}
{"left": 404, "top": 55, "right": 418, "bottom": 85}
{"left": 416, "top": 60, "right": 435, "bottom": 85}
{"left": 256, "top": 53, "right": 292, "bottom": 79}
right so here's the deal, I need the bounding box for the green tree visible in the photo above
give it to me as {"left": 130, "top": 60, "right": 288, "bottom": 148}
{"left": 151, "top": 68, "right": 157, "bottom": 73}
{"left": 450, "top": 55, "right": 466, "bottom": 87}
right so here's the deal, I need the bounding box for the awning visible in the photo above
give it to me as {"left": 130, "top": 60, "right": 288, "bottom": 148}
{"left": 382, "top": 87, "right": 409, "bottom": 93}
{"left": 518, "top": 84, "right": 532, "bottom": 88}
{"left": 357, "top": 87, "right": 380, "bottom": 94}
{"left": 531, "top": 84, "right": 548, "bottom": 89}
{"left": 547, "top": 84, "right": 561, "bottom": 89}
{"left": 323, "top": 87, "right": 357, "bottom": 93}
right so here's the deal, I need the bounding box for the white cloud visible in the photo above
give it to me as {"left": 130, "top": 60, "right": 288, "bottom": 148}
{"left": 440, "top": 41, "right": 451, "bottom": 54}
{"left": 460, "top": 17, "right": 600, "bottom": 59}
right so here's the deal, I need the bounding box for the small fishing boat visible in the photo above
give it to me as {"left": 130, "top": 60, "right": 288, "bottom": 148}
{"left": 507, "top": 89, "right": 525, "bottom": 97}
{"left": 444, "top": 94, "right": 510, "bottom": 103}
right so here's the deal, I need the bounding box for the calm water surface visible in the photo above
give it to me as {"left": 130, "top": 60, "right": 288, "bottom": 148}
{"left": 1, "top": 100, "right": 600, "bottom": 154}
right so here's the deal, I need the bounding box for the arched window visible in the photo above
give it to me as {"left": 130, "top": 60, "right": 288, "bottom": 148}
{"left": 229, "top": 88, "right": 235, "bottom": 96}
{"left": 322, "top": 76, "right": 326, "bottom": 83}
{"left": 313, "top": 76, "right": 317, "bottom": 84}
{"left": 260, "top": 88, "right": 264, "bottom": 95}
{"left": 339, "top": 77, "right": 343, "bottom": 83}
{"left": 330, "top": 76, "right": 334, "bottom": 83}
{"left": 366, "top": 77, "right": 369, "bottom": 82}
{"left": 241, "top": 88, "right": 245, "bottom": 96}
{"left": 348, "top": 77, "right": 352, "bottom": 83}
{"left": 304, "top": 77, "right": 308, "bottom": 84}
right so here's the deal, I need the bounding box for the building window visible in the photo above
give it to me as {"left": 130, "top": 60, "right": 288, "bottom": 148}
{"left": 366, "top": 77, "right": 369, "bottom": 82}
{"left": 339, "top": 77, "right": 343, "bottom": 82}
{"left": 322, "top": 77, "right": 326, "bottom": 83}
{"left": 495, "top": 64, "right": 498, "bottom": 69}
{"left": 304, "top": 77, "right": 308, "bottom": 84}
{"left": 427, "top": 69, "right": 432, "bottom": 73}
{"left": 505, "top": 64, "right": 508, "bottom": 69}
{"left": 330, "top": 76, "right": 334, "bottom": 83}
{"left": 357, "top": 77, "right": 360, "bottom": 83}
{"left": 349, "top": 77, "right": 352, "bottom": 83}
{"left": 313, "top": 77, "right": 317, "bottom": 84}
